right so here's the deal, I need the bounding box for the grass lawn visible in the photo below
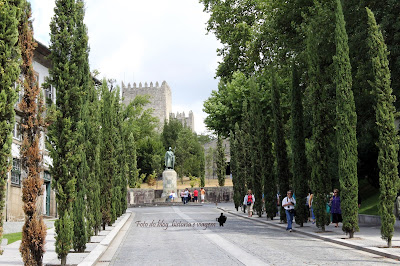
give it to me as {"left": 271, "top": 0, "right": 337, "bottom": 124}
{"left": 359, "top": 189, "right": 380, "bottom": 216}
{"left": 3, "top": 232, "right": 22, "bottom": 245}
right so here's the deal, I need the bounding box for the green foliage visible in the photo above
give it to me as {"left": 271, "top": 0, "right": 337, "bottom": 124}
{"left": 271, "top": 73, "right": 290, "bottom": 222}
{"left": 126, "top": 133, "right": 140, "bottom": 188}
{"left": 359, "top": 190, "right": 379, "bottom": 216}
{"left": 203, "top": 72, "right": 253, "bottom": 137}
{"left": 146, "top": 171, "right": 157, "bottom": 186}
{"left": 305, "top": 1, "right": 335, "bottom": 231}
{"left": 230, "top": 130, "right": 240, "bottom": 210}
{"left": 205, "top": 146, "right": 216, "bottom": 179}
{"left": 200, "top": 0, "right": 261, "bottom": 80}
{"left": 240, "top": 101, "right": 252, "bottom": 191}
{"left": 334, "top": 0, "right": 359, "bottom": 237}
{"left": 161, "top": 118, "right": 183, "bottom": 150}
{"left": 343, "top": 0, "right": 378, "bottom": 188}
{"left": 366, "top": 7, "right": 400, "bottom": 247}
{"left": 0, "top": 0, "right": 20, "bottom": 243}
{"left": 54, "top": 212, "right": 73, "bottom": 265}
{"left": 216, "top": 134, "right": 226, "bottom": 187}
{"left": 290, "top": 63, "right": 308, "bottom": 226}
{"left": 48, "top": 0, "right": 89, "bottom": 261}
{"left": 233, "top": 123, "right": 247, "bottom": 208}
{"left": 99, "top": 81, "right": 114, "bottom": 229}
{"left": 175, "top": 127, "right": 205, "bottom": 179}
{"left": 73, "top": 188, "right": 86, "bottom": 252}
{"left": 189, "top": 175, "right": 200, "bottom": 188}
{"left": 248, "top": 80, "right": 265, "bottom": 217}
{"left": 137, "top": 136, "right": 164, "bottom": 178}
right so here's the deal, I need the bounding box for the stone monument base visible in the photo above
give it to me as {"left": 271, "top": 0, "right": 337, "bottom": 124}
{"left": 161, "top": 169, "right": 177, "bottom": 199}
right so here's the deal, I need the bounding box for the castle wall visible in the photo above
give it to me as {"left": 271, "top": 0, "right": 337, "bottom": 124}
{"left": 170, "top": 111, "right": 195, "bottom": 132}
{"left": 122, "top": 81, "right": 172, "bottom": 127}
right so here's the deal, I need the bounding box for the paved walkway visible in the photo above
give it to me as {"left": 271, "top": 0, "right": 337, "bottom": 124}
{"left": 1, "top": 203, "right": 400, "bottom": 265}
{"left": 0, "top": 211, "right": 131, "bottom": 266}
{"left": 217, "top": 203, "right": 400, "bottom": 261}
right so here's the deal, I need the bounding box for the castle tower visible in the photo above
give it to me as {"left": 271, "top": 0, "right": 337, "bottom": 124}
{"left": 122, "top": 81, "right": 172, "bottom": 127}
{"left": 171, "top": 110, "right": 195, "bottom": 132}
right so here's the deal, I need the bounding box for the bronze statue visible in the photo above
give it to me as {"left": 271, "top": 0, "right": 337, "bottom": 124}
{"left": 165, "top": 147, "right": 175, "bottom": 169}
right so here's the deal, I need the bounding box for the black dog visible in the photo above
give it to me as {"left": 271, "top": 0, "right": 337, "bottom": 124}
{"left": 217, "top": 213, "right": 227, "bottom": 226}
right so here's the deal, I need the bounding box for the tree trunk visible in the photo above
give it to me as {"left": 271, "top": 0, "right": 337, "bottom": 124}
{"left": 61, "top": 256, "right": 66, "bottom": 266}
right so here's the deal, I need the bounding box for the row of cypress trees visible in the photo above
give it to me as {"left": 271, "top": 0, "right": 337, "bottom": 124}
{"left": 205, "top": 0, "right": 399, "bottom": 247}
{"left": 46, "top": 0, "right": 144, "bottom": 264}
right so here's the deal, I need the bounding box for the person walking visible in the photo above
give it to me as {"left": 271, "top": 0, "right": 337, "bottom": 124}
{"left": 282, "top": 190, "right": 296, "bottom": 232}
{"left": 200, "top": 188, "right": 206, "bottom": 203}
{"left": 330, "top": 189, "right": 342, "bottom": 227}
{"left": 309, "top": 191, "right": 315, "bottom": 224}
{"left": 193, "top": 188, "right": 199, "bottom": 203}
{"left": 243, "top": 190, "right": 255, "bottom": 217}
{"left": 183, "top": 188, "right": 189, "bottom": 204}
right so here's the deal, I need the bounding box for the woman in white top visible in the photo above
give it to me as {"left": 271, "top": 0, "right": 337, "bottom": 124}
{"left": 282, "top": 190, "right": 296, "bottom": 232}
{"left": 243, "top": 190, "right": 255, "bottom": 217}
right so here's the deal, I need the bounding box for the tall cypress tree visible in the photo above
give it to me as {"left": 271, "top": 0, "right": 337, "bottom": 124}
{"left": 334, "top": 0, "right": 359, "bottom": 238}
{"left": 262, "top": 110, "right": 276, "bottom": 220}
{"left": 249, "top": 82, "right": 263, "bottom": 217}
{"left": 126, "top": 133, "right": 139, "bottom": 188}
{"left": 290, "top": 63, "right": 308, "bottom": 227}
{"left": 271, "top": 72, "right": 290, "bottom": 222}
{"left": 234, "top": 123, "right": 246, "bottom": 211}
{"left": 306, "top": 1, "right": 333, "bottom": 231}
{"left": 113, "top": 87, "right": 126, "bottom": 216}
{"left": 85, "top": 81, "right": 101, "bottom": 237}
{"left": 366, "top": 7, "right": 400, "bottom": 248}
{"left": 18, "top": 1, "right": 47, "bottom": 264}
{"left": 230, "top": 130, "right": 241, "bottom": 210}
{"left": 100, "top": 80, "right": 114, "bottom": 229}
{"left": 0, "top": 0, "right": 21, "bottom": 244}
{"left": 241, "top": 101, "right": 252, "bottom": 191}
{"left": 72, "top": 0, "right": 92, "bottom": 246}
{"left": 73, "top": 145, "right": 87, "bottom": 252}
{"left": 216, "top": 134, "right": 226, "bottom": 187}
{"left": 48, "top": 0, "right": 85, "bottom": 263}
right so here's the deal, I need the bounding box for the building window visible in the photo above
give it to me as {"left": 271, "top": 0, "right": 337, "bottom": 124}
{"left": 12, "top": 122, "right": 21, "bottom": 141}
{"left": 44, "top": 85, "right": 55, "bottom": 105}
{"left": 44, "top": 171, "right": 51, "bottom": 182}
{"left": 11, "top": 158, "right": 21, "bottom": 186}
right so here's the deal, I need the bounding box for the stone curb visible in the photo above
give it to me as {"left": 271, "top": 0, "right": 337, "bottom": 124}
{"left": 78, "top": 211, "right": 131, "bottom": 266}
{"left": 218, "top": 207, "right": 400, "bottom": 262}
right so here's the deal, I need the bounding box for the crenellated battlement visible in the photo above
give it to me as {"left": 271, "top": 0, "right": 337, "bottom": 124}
{"left": 122, "top": 81, "right": 170, "bottom": 90}
{"left": 170, "top": 110, "right": 194, "bottom": 131}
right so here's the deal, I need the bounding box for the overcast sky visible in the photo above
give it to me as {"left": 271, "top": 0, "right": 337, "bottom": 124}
{"left": 30, "top": 0, "right": 221, "bottom": 134}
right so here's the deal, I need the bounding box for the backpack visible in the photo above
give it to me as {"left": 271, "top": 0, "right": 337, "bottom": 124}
{"left": 247, "top": 195, "right": 252, "bottom": 205}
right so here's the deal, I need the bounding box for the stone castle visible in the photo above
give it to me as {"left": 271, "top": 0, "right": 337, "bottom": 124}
{"left": 121, "top": 81, "right": 194, "bottom": 131}
{"left": 170, "top": 111, "right": 195, "bottom": 132}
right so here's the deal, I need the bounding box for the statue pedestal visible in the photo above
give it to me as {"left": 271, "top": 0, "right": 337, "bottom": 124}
{"left": 161, "top": 169, "right": 177, "bottom": 198}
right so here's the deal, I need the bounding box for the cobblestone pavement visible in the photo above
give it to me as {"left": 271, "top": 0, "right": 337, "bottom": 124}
{"left": 109, "top": 203, "right": 400, "bottom": 266}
